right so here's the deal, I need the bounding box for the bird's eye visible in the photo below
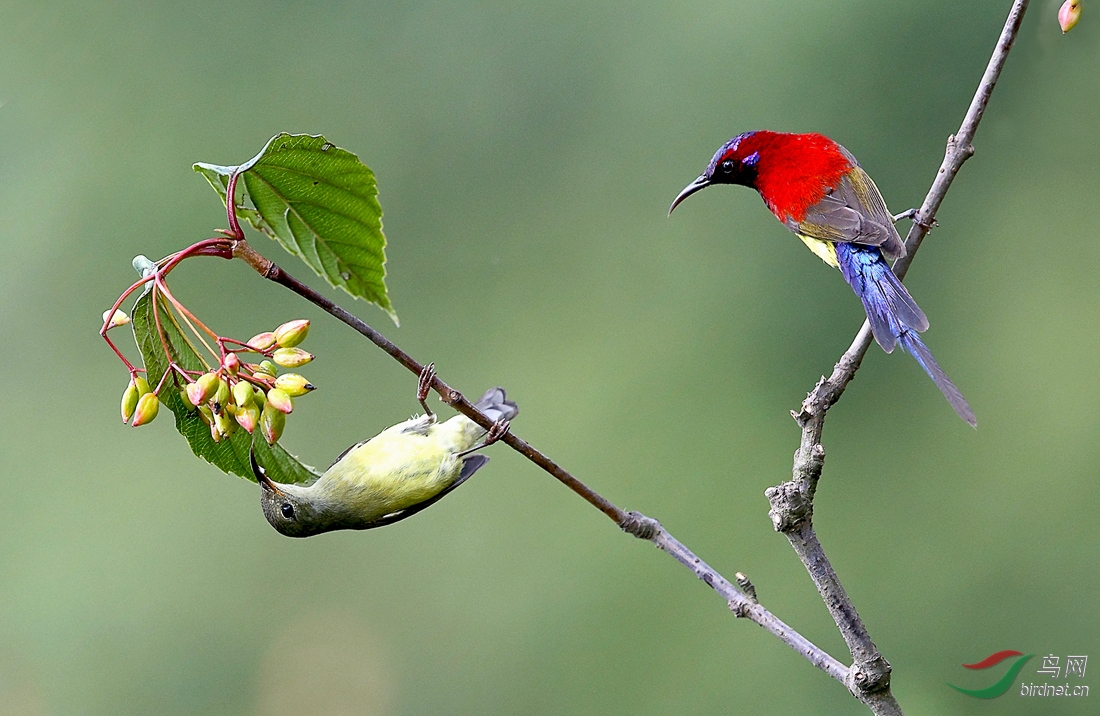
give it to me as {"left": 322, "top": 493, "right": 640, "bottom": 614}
{"left": 720, "top": 160, "right": 736, "bottom": 174}
{"left": 281, "top": 503, "right": 295, "bottom": 519}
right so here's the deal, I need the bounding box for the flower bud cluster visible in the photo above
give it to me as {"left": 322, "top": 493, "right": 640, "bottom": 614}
{"left": 182, "top": 319, "right": 316, "bottom": 444}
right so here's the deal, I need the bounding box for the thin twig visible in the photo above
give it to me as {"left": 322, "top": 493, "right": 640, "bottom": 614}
{"left": 226, "top": 238, "right": 848, "bottom": 682}
{"left": 770, "top": 2, "right": 1029, "bottom": 713}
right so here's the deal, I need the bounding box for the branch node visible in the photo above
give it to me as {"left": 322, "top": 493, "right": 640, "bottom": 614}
{"left": 847, "top": 654, "right": 893, "bottom": 696}
{"left": 620, "top": 511, "right": 661, "bottom": 540}
{"left": 443, "top": 387, "right": 463, "bottom": 406}
{"left": 766, "top": 481, "right": 812, "bottom": 532}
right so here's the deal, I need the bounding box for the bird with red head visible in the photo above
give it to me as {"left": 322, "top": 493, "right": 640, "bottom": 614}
{"left": 671, "top": 131, "right": 974, "bottom": 426}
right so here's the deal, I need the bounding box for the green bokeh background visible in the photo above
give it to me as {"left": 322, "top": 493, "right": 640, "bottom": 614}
{"left": 1, "top": 1, "right": 1096, "bottom": 714}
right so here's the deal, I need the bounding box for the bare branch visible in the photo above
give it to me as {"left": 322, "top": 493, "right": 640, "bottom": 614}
{"left": 769, "top": 1, "right": 1030, "bottom": 713}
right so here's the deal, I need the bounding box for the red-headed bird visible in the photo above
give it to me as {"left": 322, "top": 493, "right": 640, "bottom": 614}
{"left": 669, "top": 131, "right": 974, "bottom": 426}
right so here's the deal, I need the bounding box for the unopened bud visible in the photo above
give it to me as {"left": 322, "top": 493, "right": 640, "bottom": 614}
{"left": 1059, "top": 0, "right": 1082, "bottom": 32}
{"left": 260, "top": 403, "right": 286, "bottom": 445}
{"left": 187, "top": 372, "right": 219, "bottom": 406}
{"left": 134, "top": 376, "right": 151, "bottom": 396}
{"left": 232, "top": 380, "right": 255, "bottom": 407}
{"left": 121, "top": 380, "right": 140, "bottom": 422}
{"left": 258, "top": 360, "right": 279, "bottom": 377}
{"left": 102, "top": 309, "right": 130, "bottom": 330}
{"left": 131, "top": 393, "right": 160, "bottom": 426}
{"left": 197, "top": 405, "right": 215, "bottom": 427}
{"left": 272, "top": 347, "right": 314, "bottom": 368}
{"left": 266, "top": 388, "right": 294, "bottom": 414}
{"left": 214, "top": 410, "right": 237, "bottom": 439}
{"left": 223, "top": 352, "right": 241, "bottom": 376}
{"left": 274, "top": 373, "right": 316, "bottom": 397}
{"left": 253, "top": 386, "right": 267, "bottom": 411}
{"left": 247, "top": 332, "right": 278, "bottom": 351}
{"left": 213, "top": 378, "right": 230, "bottom": 411}
{"left": 274, "top": 319, "right": 310, "bottom": 348}
{"left": 235, "top": 403, "right": 260, "bottom": 433}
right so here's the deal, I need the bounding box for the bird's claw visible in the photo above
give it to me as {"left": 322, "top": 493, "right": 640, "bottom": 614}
{"left": 417, "top": 363, "right": 436, "bottom": 418}
{"left": 892, "top": 208, "right": 938, "bottom": 230}
{"left": 484, "top": 419, "right": 511, "bottom": 446}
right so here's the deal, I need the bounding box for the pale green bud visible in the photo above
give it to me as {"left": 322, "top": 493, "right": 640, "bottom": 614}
{"left": 266, "top": 388, "right": 293, "bottom": 414}
{"left": 253, "top": 386, "right": 267, "bottom": 411}
{"left": 247, "top": 332, "right": 278, "bottom": 352}
{"left": 213, "top": 378, "right": 231, "bottom": 410}
{"left": 272, "top": 347, "right": 314, "bottom": 368}
{"left": 121, "top": 379, "right": 140, "bottom": 423}
{"left": 232, "top": 380, "right": 255, "bottom": 407}
{"left": 260, "top": 403, "right": 286, "bottom": 445}
{"left": 214, "top": 410, "right": 237, "bottom": 439}
{"left": 274, "top": 319, "right": 310, "bottom": 348}
{"left": 134, "top": 376, "right": 151, "bottom": 397}
{"left": 258, "top": 360, "right": 278, "bottom": 377}
{"left": 197, "top": 405, "right": 215, "bottom": 427}
{"left": 102, "top": 309, "right": 130, "bottom": 330}
{"left": 274, "top": 373, "right": 315, "bottom": 397}
{"left": 131, "top": 393, "right": 160, "bottom": 426}
{"left": 187, "top": 373, "right": 219, "bottom": 407}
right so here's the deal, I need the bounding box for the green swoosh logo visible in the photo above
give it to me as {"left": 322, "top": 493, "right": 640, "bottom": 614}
{"left": 949, "top": 654, "right": 1033, "bottom": 698}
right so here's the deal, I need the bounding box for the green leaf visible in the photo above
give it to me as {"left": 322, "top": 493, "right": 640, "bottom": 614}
{"left": 195, "top": 134, "right": 398, "bottom": 324}
{"left": 131, "top": 290, "right": 320, "bottom": 485}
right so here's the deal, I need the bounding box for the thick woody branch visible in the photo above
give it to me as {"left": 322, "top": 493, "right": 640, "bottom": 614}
{"left": 769, "top": 2, "right": 1029, "bottom": 714}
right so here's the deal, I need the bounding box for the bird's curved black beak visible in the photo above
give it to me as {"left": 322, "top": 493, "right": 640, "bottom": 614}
{"left": 251, "top": 445, "right": 284, "bottom": 495}
{"left": 668, "top": 174, "right": 711, "bottom": 216}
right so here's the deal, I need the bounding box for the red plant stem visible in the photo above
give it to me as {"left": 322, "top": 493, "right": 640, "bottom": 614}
{"left": 225, "top": 172, "right": 245, "bottom": 240}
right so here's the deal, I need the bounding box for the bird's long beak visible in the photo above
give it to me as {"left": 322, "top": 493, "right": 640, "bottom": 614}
{"left": 668, "top": 174, "right": 711, "bottom": 216}
{"left": 250, "top": 445, "right": 284, "bottom": 496}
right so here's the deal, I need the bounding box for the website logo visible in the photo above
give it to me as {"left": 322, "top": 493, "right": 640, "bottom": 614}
{"left": 948, "top": 650, "right": 1033, "bottom": 698}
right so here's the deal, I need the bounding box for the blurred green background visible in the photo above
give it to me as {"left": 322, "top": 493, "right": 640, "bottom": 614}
{"left": 1, "top": 0, "right": 1096, "bottom": 713}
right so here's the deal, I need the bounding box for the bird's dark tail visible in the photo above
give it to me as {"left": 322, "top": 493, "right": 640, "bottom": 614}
{"left": 835, "top": 242, "right": 975, "bottom": 426}
{"left": 896, "top": 330, "right": 976, "bottom": 426}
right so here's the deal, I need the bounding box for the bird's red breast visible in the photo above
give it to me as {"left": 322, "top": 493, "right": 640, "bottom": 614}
{"left": 736, "top": 132, "right": 853, "bottom": 224}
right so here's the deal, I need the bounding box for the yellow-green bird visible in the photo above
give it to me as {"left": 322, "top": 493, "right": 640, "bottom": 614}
{"left": 255, "top": 369, "right": 517, "bottom": 537}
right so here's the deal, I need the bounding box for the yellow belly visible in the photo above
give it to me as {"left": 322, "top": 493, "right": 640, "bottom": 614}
{"left": 797, "top": 234, "right": 839, "bottom": 269}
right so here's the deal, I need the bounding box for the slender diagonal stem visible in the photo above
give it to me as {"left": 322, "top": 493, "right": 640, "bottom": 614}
{"left": 226, "top": 238, "right": 847, "bottom": 684}
{"left": 769, "top": 2, "right": 1029, "bottom": 713}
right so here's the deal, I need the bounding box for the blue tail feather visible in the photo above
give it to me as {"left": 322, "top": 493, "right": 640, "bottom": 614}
{"left": 834, "top": 242, "right": 974, "bottom": 426}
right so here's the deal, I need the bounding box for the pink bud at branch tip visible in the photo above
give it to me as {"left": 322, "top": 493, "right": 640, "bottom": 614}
{"left": 247, "top": 332, "right": 278, "bottom": 352}
{"left": 223, "top": 352, "right": 241, "bottom": 376}
{"left": 266, "top": 388, "right": 294, "bottom": 414}
{"left": 1059, "top": 0, "right": 1081, "bottom": 33}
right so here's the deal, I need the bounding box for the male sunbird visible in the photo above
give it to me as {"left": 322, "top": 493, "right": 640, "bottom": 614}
{"left": 254, "top": 366, "right": 518, "bottom": 537}
{"left": 669, "top": 131, "right": 974, "bottom": 425}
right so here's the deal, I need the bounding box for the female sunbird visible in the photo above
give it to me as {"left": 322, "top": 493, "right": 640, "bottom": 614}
{"left": 255, "top": 366, "right": 518, "bottom": 537}
{"left": 669, "top": 131, "right": 974, "bottom": 426}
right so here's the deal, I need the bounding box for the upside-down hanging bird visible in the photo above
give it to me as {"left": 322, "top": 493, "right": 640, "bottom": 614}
{"left": 669, "top": 131, "right": 974, "bottom": 426}
{"left": 254, "top": 366, "right": 518, "bottom": 537}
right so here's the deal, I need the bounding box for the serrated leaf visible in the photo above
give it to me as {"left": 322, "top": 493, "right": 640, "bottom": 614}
{"left": 131, "top": 291, "right": 319, "bottom": 485}
{"left": 194, "top": 133, "right": 397, "bottom": 324}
